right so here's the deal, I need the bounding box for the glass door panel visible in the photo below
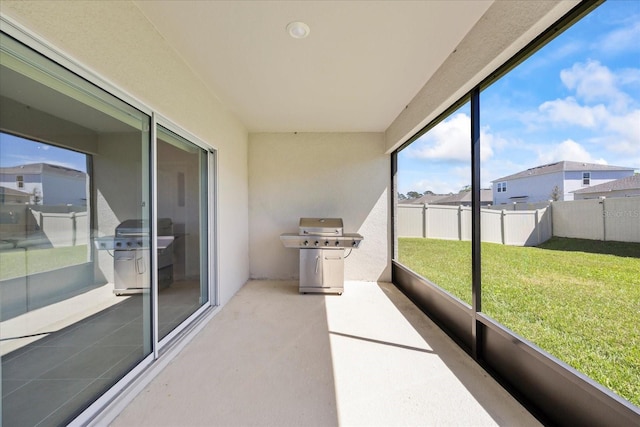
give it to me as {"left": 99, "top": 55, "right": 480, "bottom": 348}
{"left": 156, "top": 126, "right": 208, "bottom": 340}
{"left": 1, "top": 33, "right": 151, "bottom": 426}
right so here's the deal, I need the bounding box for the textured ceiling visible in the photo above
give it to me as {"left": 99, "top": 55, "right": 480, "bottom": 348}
{"left": 133, "top": 0, "right": 493, "bottom": 132}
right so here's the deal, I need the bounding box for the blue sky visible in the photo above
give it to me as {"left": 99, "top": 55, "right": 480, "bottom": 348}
{"left": 399, "top": 0, "right": 640, "bottom": 195}
{"left": 0, "top": 2, "right": 637, "bottom": 193}
{"left": 0, "top": 133, "right": 87, "bottom": 172}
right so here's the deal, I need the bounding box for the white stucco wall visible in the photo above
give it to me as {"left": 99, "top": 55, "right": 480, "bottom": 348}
{"left": 249, "top": 133, "right": 391, "bottom": 282}
{"left": 1, "top": 1, "right": 250, "bottom": 305}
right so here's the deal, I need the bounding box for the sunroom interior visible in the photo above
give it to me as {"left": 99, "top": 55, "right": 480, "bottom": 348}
{"left": 0, "top": 1, "right": 638, "bottom": 426}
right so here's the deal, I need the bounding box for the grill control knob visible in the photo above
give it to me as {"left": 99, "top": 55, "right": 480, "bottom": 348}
{"left": 314, "top": 241, "right": 319, "bottom": 247}
{"left": 335, "top": 241, "right": 340, "bottom": 247}
{"left": 324, "top": 241, "right": 329, "bottom": 246}
{"left": 303, "top": 240, "right": 309, "bottom": 246}
{"left": 352, "top": 240, "right": 357, "bottom": 247}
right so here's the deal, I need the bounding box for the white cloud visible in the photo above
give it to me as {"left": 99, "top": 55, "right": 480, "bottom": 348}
{"left": 410, "top": 178, "right": 465, "bottom": 195}
{"left": 600, "top": 109, "right": 640, "bottom": 156}
{"left": 409, "top": 113, "right": 470, "bottom": 162}
{"left": 535, "top": 61, "right": 640, "bottom": 157}
{"left": 537, "top": 139, "right": 608, "bottom": 165}
{"left": 618, "top": 68, "right": 640, "bottom": 87}
{"left": 595, "top": 19, "right": 640, "bottom": 55}
{"left": 560, "top": 60, "right": 632, "bottom": 112}
{"left": 408, "top": 113, "right": 500, "bottom": 163}
{"left": 538, "top": 97, "right": 608, "bottom": 128}
{"left": 538, "top": 98, "right": 640, "bottom": 155}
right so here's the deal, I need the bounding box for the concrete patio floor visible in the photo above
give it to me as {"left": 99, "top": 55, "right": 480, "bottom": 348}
{"left": 110, "top": 280, "right": 541, "bottom": 426}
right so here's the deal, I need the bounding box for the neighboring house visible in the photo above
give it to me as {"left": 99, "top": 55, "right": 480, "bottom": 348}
{"left": 0, "top": 163, "right": 87, "bottom": 206}
{"left": 0, "top": 186, "right": 31, "bottom": 204}
{"left": 492, "top": 161, "right": 635, "bottom": 205}
{"left": 408, "top": 193, "right": 450, "bottom": 204}
{"left": 572, "top": 174, "right": 640, "bottom": 200}
{"left": 407, "top": 190, "right": 492, "bottom": 206}
{"left": 431, "top": 189, "right": 493, "bottom": 206}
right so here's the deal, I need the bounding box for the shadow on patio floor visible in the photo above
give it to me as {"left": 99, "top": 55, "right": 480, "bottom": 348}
{"left": 111, "top": 280, "right": 541, "bottom": 426}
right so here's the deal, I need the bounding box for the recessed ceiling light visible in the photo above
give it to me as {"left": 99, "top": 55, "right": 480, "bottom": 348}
{"left": 286, "top": 21, "right": 310, "bottom": 39}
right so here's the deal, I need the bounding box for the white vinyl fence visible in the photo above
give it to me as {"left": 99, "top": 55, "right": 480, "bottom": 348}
{"left": 398, "top": 204, "right": 552, "bottom": 246}
{"left": 552, "top": 196, "right": 640, "bottom": 243}
{"left": 32, "top": 209, "right": 89, "bottom": 247}
{"left": 398, "top": 196, "right": 640, "bottom": 246}
{"left": 0, "top": 205, "right": 88, "bottom": 248}
{"left": 482, "top": 208, "right": 552, "bottom": 246}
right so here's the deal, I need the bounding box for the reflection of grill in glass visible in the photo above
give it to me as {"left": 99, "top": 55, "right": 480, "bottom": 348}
{"left": 112, "top": 218, "right": 174, "bottom": 295}
{"left": 280, "top": 218, "right": 363, "bottom": 295}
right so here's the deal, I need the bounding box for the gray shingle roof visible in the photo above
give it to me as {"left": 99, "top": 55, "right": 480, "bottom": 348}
{"left": 431, "top": 189, "right": 492, "bottom": 204}
{"left": 0, "top": 186, "right": 31, "bottom": 197}
{"left": 492, "top": 161, "right": 635, "bottom": 182}
{"left": 408, "top": 193, "right": 450, "bottom": 204}
{"left": 572, "top": 174, "right": 640, "bottom": 194}
{"left": 0, "top": 163, "right": 84, "bottom": 177}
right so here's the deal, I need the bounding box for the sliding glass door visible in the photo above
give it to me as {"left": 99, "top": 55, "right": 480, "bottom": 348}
{"left": 1, "top": 30, "right": 216, "bottom": 425}
{"left": 156, "top": 126, "right": 210, "bottom": 341}
{"left": 1, "top": 32, "right": 152, "bottom": 426}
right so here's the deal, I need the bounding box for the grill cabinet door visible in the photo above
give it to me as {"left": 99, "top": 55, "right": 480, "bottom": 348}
{"left": 300, "top": 249, "right": 323, "bottom": 288}
{"left": 322, "top": 250, "right": 344, "bottom": 288}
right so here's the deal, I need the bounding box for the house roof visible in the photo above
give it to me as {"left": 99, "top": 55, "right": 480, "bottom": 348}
{"left": 408, "top": 193, "right": 450, "bottom": 204}
{"left": 430, "top": 189, "right": 492, "bottom": 204}
{"left": 0, "top": 163, "right": 85, "bottom": 177}
{"left": 572, "top": 174, "right": 640, "bottom": 194}
{"left": 492, "top": 161, "right": 635, "bottom": 183}
{"left": 0, "top": 186, "right": 31, "bottom": 197}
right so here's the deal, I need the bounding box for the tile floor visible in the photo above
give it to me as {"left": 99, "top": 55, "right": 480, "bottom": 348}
{"left": 1, "top": 280, "right": 201, "bottom": 426}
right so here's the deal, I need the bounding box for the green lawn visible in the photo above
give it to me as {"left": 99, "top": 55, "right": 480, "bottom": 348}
{"left": 398, "top": 237, "right": 640, "bottom": 407}
{"left": 0, "top": 245, "right": 89, "bottom": 280}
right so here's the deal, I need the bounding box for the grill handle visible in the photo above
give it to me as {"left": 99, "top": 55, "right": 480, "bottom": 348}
{"left": 301, "top": 229, "right": 340, "bottom": 235}
{"left": 315, "top": 255, "right": 320, "bottom": 274}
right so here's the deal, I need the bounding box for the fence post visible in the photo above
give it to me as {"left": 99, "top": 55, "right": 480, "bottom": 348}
{"left": 422, "top": 204, "right": 426, "bottom": 238}
{"left": 71, "top": 212, "right": 77, "bottom": 246}
{"left": 458, "top": 205, "right": 463, "bottom": 241}
{"left": 501, "top": 210, "right": 506, "bottom": 245}
{"left": 535, "top": 209, "right": 540, "bottom": 245}
{"left": 549, "top": 201, "right": 554, "bottom": 238}
{"left": 601, "top": 197, "right": 607, "bottom": 242}
{"left": 23, "top": 206, "right": 29, "bottom": 238}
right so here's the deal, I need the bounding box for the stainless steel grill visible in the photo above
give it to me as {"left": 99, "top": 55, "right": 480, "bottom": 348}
{"left": 95, "top": 218, "right": 174, "bottom": 295}
{"left": 280, "top": 218, "right": 363, "bottom": 294}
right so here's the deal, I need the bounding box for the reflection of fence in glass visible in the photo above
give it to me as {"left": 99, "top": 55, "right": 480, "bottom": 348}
{"left": 0, "top": 204, "right": 88, "bottom": 248}
{"left": 398, "top": 195, "right": 640, "bottom": 245}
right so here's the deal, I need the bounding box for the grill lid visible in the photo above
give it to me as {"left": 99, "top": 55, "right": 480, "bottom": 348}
{"left": 299, "top": 217, "right": 343, "bottom": 236}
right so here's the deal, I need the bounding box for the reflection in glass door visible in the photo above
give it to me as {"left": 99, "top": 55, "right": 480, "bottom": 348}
{"left": 1, "top": 32, "right": 152, "bottom": 426}
{"left": 156, "top": 126, "right": 209, "bottom": 340}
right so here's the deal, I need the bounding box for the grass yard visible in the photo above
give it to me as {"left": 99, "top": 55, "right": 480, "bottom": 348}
{"left": 398, "top": 237, "right": 640, "bottom": 407}
{"left": 0, "top": 245, "right": 89, "bottom": 281}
